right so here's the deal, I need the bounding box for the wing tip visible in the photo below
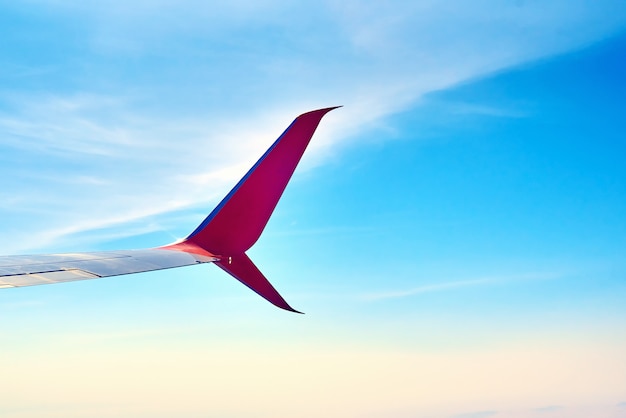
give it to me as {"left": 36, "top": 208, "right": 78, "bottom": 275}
{"left": 166, "top": 107, "right": 340, "bottom": 313}
{"left": 298, "top": 106, "right": 342, "bottom": 118}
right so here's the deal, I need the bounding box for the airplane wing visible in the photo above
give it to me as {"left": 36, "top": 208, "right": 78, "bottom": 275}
{"left": 0, "top": 250, "right": 217, "bottom": 288}
{"left": 0, "top": 107, "right": 339, "bottom": 313}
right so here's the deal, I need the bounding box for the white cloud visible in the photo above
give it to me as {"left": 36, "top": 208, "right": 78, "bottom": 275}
{"left": 0, "top": 1, "right": 625, "bottom": 252}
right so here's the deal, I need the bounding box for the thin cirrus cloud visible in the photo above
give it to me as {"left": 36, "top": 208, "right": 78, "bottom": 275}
{"left": 1, "top": 1, "right": 625, "bottom": 253}
{"left": 360, "top": 272, "right": 562, "bottom": 301}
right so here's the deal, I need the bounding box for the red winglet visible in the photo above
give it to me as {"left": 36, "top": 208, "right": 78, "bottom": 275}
{"left": 164, "top": 107, "right": 339, "bottom": 312}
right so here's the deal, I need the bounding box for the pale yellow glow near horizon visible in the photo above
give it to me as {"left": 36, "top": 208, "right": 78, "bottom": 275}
{"left": 0, "top": 334, "right": 624, "bottom": 418}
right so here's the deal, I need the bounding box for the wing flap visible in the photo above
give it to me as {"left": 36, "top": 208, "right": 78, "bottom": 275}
{"left": 0, "top": 269, "right": 100, "bottom": 287}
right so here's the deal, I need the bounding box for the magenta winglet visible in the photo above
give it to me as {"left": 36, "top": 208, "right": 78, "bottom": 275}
{"left": 186, "top": 107, "right": 339, "bottom": 255}
{"left": 166, "top": 107, "right": 339, "bottom": 312}
{"left": 215, "top": 254, "right": 302, "bottom": 313}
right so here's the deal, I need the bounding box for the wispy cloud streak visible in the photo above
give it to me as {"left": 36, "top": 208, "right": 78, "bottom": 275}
{"left": 361, "top": 272, "right": 562, "bottom": 301}
{"left": 1, "top": 1, "right": 625, "bottom": 251}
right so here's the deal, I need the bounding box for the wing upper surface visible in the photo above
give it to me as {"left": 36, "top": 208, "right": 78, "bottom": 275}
{"left": 0, "top": 249, "right": 217, "bottom": 288}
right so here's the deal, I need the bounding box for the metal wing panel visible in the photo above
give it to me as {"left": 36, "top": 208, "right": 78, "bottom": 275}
{"left": 0, "top": 252, "right": 129, "bottom": 267}
{"left": 0, "top": 249, "right": 217, "bottom": 288}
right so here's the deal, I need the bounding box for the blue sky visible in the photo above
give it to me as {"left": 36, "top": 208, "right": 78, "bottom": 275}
{"left": 1, "top": 1, "right": 625, "bottom": 417}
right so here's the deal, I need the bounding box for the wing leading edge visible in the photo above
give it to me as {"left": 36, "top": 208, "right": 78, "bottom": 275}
{"left": 0, "top": 107, "right": 339, "bottom": 312}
